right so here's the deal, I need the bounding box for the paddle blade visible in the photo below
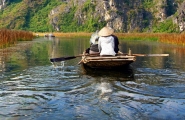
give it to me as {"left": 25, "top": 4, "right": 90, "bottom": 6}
{"left": 50, "top": 56, "right": 76, "bottom": 62}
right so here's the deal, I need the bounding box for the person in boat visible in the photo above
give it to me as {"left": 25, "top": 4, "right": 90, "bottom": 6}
{"left": 98, "top": 26, "right": 119, "bottom": 56}
{"left": 86, "top": 30, "right": 100, "bottom": 54}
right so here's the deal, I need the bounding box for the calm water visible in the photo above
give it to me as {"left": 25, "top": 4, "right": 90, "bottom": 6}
{"left": 0, "top": 37, "right": 185, "bottom": 120}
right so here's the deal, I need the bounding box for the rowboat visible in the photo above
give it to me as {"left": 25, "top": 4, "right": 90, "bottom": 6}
{"left": 44, "top": 33, "right": 55, "bottom": 37}
{"left": 78, "top": 52, "right": 136, "bottom": 69}
{"left": 50, "top": 51, "right": 169, "bottom": 69}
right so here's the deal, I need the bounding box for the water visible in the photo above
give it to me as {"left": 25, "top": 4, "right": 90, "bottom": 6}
{"left": 0, "top": 37, "right": 185, "bottom": 120}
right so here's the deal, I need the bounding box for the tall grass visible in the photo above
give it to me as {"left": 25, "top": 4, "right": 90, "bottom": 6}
{"left": 158, "top": 33, "right": 185, "bottom": 46}
{"left": 35, "top": 32, "right": 185, "bottom": 46}
{"left": 35, "top": 32, "right": 92, "bottom": 38}
{"left": 115, "top": 33, "right": 159, "bottom": 41}
{"left": 0, "top": 29, "right": 34, "bottom": 48}
{"left": 115, "top": 33, "right": 185, "bottom": 46}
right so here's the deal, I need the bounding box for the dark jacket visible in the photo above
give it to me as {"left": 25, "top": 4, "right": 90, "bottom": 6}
{"left": 90, "top": 44, "right": 99, "bottom": 52}
{"left": 112, "top": 35, "right": 119, "bottom": 53}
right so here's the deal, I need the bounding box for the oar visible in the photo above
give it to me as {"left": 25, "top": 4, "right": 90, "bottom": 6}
{"left": 118, "top": 52, "right": 169, "bottom": 57}
{"left": 50, "top": 53, "right": 169, "bottom": 62}
{"left": 50, "top": 55, "right": 82, "bottom": 62}
{"left": 50, "top": 53, "right": 100, "bottom": 62}
{"left": 132, "top": 54, "right": 169, "bottom": 57}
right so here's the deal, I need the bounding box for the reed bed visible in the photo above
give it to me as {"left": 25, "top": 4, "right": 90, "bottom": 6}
{"left": 158, "top": 33, "right": 185, "bottom": 46}
{"left": 54, "top": 32, "right": 92, "bottom": 37}
{"left": 0, "top": 29, "right": 34, "bottom": 48}
{"left": 115, "top": 33, "right": 159, "bottom": 41}
{"left": 35, "top": 32, "right": 185, "bottom": 46}
{"left": 115, "top": 32, "right": 185, "bottom": 46}
{"left": 35, "top": 32, "right": 92, "bottom": 38}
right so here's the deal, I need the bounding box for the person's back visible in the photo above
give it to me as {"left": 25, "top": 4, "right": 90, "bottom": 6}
{"left": 98, "top": 26, "right": 116, "bottom": 56}
{"left": 86, "top": 31, "right": 99, "bottom": 54}
{"left": 98, "top": 36, "right": 115, "bottom": 56}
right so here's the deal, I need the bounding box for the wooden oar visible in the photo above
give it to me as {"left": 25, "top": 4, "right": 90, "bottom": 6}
{"left": 50, "top": 55, "right": 82, "bottom": 62}
{"left": 50, "top": 53, "right": 100, "bottom": 62}
{"left": 50, "top": 53, "right": 169, "bottom": 62}
{"left": 118, "top": 52, "right": 169, "bottom": 57}
{"left": 131, "top": 54, "right": 169, "bottom": 57}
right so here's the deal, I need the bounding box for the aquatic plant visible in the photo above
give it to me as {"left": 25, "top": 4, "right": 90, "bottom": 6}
{"left": 35, "top": 32, "right": 185, "bottom": 46}
{"left": 35, "top": 32, "right": 92, "bottom": 38}
{"left": 115, "top": 32, "right": 185, "bottom": 46}
{"left": 0, "top": 29, "right": 34, "bottom": 48}
{"left": 159, "top": 33, "right": 185, "bottom": 46}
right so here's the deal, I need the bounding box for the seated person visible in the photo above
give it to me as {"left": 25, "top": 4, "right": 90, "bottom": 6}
{"left": 89, "top": 38, "right": 99, "bottom": 54}
{"left": 86, "top": 30, "right": 99, "bottom": 54}
{"left": 98, "top": 27, "right": 118, "bottom": 56}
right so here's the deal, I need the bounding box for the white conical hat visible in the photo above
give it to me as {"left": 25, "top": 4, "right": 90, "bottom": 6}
{"left": 98, "top": 27, "right": 114, "bottom": 37}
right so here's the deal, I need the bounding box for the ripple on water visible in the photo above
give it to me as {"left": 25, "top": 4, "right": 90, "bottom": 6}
{"left": 0, "top": 63, "right": 87, "bottom": 118}
{"left": 1, "top": 61, "right": 185, "bottom": 119}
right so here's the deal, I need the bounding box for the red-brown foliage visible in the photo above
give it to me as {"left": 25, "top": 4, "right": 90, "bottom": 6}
{"left": 0, "top": 29, "right": 34, "bottom": 48}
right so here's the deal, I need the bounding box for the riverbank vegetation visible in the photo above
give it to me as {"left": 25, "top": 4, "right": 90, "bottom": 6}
{"left": 0, "top": 29, "right": 34, "bottom": 48}
{"left": 116, "top": 33, "right": 185, "bottom": 46}
{"left": 35, "top": 32, "right": 92, "bottom": 38}
{"left": 36, "top": 32, "right": 185, "bottom": 46}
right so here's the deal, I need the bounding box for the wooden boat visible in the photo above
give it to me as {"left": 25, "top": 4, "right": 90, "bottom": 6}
{"left": 50, "top": 50, "right": 169, "bottom": 69}
{"left": 79, "top": 53, "right": 136, "bottom": 69}
{"left": 44, "top": 33, "right": 55, "bottom": 37}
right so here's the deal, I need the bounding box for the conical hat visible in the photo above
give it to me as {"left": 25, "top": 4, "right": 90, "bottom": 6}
{"left": 98, "top": 27, "right": 114, "bottom": 37}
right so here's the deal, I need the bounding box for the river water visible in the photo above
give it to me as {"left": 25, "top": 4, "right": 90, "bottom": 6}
{"left": 0, "top": 37, "right": 185, "bottom": 120}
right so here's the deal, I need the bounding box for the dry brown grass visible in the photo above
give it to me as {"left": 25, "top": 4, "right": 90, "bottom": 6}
{"left": 34, "top": 32, "right": 92, "bottom": 38}
{"left": 35, "top": 32, "right": 185, "bottom": 46}
{"left": 158, "top": 33, "right": 185, "bottom": 45}
{"left": 0, "top": 29, "right": 34, "bottom": 48}
{"left": 115, "top": 33, "right": 159, "bottom": 41}
{"left": 115, "top": 32, "right": 185, "bottom": 46}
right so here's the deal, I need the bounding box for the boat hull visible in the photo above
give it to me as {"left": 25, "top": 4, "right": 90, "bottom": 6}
{"left": 80, "top": 55, "right": 136, "bottom": 69}
{"left": 83, "top": 60, "right": 133, "bottom": 69}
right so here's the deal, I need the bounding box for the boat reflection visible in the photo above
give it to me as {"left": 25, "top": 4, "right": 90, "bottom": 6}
{"left": 97, "top": 79, "right": 113, "bottom": 101}
{"left": 81, "top": 64, "right": 135, "bottom": 81}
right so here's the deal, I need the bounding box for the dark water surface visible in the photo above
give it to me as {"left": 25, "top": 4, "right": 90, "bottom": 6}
{"left": 0, "top": 37, "right": 185, "bottom": 120}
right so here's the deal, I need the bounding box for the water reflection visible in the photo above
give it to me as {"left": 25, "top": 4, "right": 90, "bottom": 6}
{"left": 0, "top": 37, "right": 185, "bottom": 119}
{"left": 97, "top": 80, "right": 113, "bottom": 101}
{"left": 81, "top": 64, "right": 135, "bottom": 81}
